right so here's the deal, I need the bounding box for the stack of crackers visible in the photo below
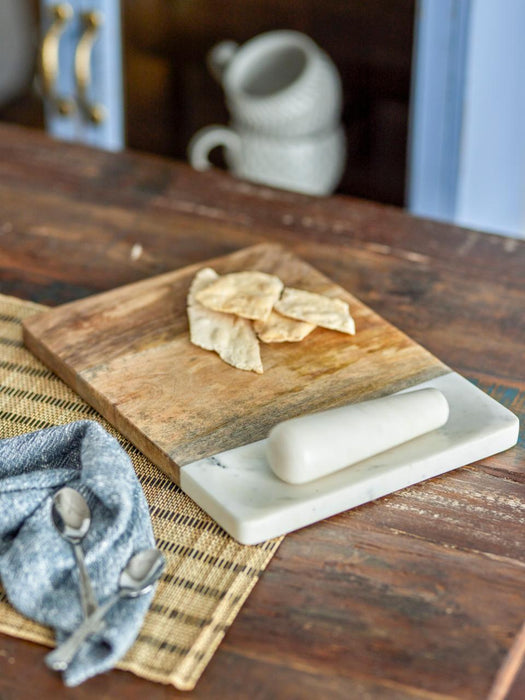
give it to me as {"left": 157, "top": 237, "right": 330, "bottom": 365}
{"left": 187, "top": 269, "right": 356, "bottom": 373}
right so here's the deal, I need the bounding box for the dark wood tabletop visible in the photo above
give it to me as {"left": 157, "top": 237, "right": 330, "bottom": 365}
{"left": 0, "top": 123, "right": 524, "bottom": 700}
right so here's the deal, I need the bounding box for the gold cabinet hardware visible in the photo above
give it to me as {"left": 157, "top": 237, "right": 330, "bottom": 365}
{"left": 38, "top": 3, "right": 75, "bottom": 116}
{"left": 75, "top": 11, "right": 106, "bottom": 124}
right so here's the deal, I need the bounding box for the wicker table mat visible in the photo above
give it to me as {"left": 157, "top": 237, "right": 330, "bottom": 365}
{"left": 0, "top": 294, "right": 283, "bottom": 690}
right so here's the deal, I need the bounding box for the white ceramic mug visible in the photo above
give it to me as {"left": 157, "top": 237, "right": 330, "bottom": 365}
{"left": 188, "top": 124, "right": 346, "bottom": 195}
{"left": 207, "top": 30, "right": 343, "bottom": 137}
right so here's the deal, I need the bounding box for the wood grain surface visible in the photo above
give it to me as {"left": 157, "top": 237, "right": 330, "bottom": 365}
{"left": 0, "top": 124, "right": 524, "bottom": 700}
{"left": 23, "top": 243, "right": 446, "bottom": 483}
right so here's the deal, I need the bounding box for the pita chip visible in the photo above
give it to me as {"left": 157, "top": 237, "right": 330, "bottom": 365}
{"left": 254, "top": 310, "right": 315, "bottom": 343}
{"left": 274, "top": 287, "right": 356, "bottom": 335}
{"left": 195, "top": 270, "right": 283, "bottom": 321}
{"left": 187, "top": 268, "right": 263, "bottom": 373}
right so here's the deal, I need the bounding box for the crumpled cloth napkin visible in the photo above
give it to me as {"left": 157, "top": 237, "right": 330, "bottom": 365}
{"left": 0, "top": 420, "right": 157, "bottom": 686}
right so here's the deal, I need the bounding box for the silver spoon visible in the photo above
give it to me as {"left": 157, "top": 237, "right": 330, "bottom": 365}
{"left": 51, "top": 486, "right": 98, "bottom": 618}
{"left": 46, "top": 548, "right": 165, "bottom": 671}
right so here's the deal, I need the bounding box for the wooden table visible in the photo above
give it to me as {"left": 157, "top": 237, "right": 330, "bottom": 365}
{"left": 0, "top": 124, "right": 523, "bottom": 699}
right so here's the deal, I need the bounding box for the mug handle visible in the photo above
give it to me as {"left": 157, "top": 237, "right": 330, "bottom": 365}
{"left": 187, "top": 125, "right": 242, "bottom": 171}
{"left": 207, "top": 40, "right": 239, "bottom": 82}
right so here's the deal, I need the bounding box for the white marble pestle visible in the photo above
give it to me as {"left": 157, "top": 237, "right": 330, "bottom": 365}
{"left": 266, "top": 388, "right": 450, "bottom": 484}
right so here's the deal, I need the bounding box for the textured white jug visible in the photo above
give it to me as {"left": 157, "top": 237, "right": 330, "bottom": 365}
{"left": 207, "top": 30, "right": 343, "bottom": 137}
{"left": 188, "top": 123, "right": 346, "bottom": 195}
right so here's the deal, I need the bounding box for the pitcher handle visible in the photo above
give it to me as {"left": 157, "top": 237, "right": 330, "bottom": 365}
{"left": 187, "top": 125, "right": 241, "bottom": 171}
{"left": 207, "top": 40, "right": 239, "bottom": 82}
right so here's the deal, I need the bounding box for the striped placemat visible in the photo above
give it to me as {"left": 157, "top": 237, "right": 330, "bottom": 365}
{"left": 0, "top": 294, "right": 282, "bottom": 690}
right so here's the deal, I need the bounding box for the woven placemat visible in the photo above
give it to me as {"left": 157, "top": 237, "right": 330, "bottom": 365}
{"left": 0, "top": 294, "right": 283, "bottom": 690}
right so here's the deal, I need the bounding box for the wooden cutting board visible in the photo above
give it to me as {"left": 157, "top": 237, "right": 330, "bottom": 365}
{"left": 22, "top": 243, "right": 447, "bottom": 485}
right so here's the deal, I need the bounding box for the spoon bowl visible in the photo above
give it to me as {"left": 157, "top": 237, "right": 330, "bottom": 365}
{"left": 119, "top": 548, "right": 166, "bottom": 598}
{"left": 52, "top": 486, "right": 91, "bottom": 542}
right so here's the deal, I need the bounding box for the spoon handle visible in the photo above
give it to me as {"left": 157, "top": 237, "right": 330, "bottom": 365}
{"left": 73, "top": 542, "right": 98, "bottom": 618}
{"left": 46, "top": 594, "right": 120, "bottom": 671}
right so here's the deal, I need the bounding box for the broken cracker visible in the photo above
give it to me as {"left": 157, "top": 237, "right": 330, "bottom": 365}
{"left": 195, "top": 270, "right": 283, "bottom": 321}
{"left": 254, "top": 310, "right": 315, "bottom": 343}
{"left": 274, "top": 287, "right": 356, "bottom": 335}
{"left": 187, "top": 268, "right": 263, "bottom": 373}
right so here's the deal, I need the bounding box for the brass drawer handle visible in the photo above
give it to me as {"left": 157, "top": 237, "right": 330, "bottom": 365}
{"left": 75, "top": 11, "right": 106, "bottom": 124}
{"left": 38, "top": 3, "right": 75, "bottom": 116}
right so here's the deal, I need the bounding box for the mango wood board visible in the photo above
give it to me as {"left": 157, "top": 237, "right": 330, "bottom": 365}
{"left": 22, "top": 243, "right": 448, "bottom": 485}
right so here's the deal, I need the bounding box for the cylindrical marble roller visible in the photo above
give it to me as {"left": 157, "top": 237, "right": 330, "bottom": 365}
{"left": 266, "top": 388, "right": 450, "bottom": 484}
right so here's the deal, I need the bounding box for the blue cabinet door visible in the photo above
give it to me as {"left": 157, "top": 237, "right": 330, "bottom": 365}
{"left": 39, "top": 0, "right": 124, "bottom": 151}
{"left": 407, "top": 0, "right": 471, "bottom": 222}
{"left": 408, "top": 0, "right": 525, "bottom": 238}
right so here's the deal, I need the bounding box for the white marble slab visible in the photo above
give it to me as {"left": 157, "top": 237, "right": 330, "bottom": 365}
{"left": 180, "top": 372, "right": 519, "bottom": 544}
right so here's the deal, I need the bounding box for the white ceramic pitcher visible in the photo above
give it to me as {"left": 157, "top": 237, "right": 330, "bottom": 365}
{"left": 188, "top": 124, "right": 346, "bottom": 196}
{"left": 207, "top": 30, "right": 343, "bottom": 137}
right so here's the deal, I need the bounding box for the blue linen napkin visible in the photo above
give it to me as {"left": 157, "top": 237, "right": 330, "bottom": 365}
{"left": 0, "top": 420, "right": 157, "bottom": 686}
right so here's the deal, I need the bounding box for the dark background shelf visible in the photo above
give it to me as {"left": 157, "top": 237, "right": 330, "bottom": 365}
{"left": 0, "top": 0, "right": 415, "bottom": 206}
